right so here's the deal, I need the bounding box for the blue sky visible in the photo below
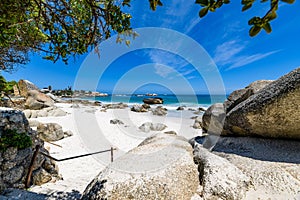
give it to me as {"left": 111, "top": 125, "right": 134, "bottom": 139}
{"left": 2, "top": 0, "right": 300, "bottom": 94}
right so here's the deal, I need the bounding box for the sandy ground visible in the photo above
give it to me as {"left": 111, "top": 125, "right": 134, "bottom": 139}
{"left": 28, "top": 103, "right": 202, "bottom": 197}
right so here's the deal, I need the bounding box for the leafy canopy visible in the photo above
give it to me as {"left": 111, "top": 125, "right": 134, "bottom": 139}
{"left": 0, "top": 0, "right": 295, "bottom": 71}
{"left": 195, "top": 0, "right": 295, "bottom": 37}
{"left": 0, "top": 75, "right": 17, "bottom": 97}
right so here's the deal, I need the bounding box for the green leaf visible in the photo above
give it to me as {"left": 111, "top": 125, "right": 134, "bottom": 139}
{"left": 122, "top": 0, "right": 131, "bottom": 6}
{"left": 248, "top": 17, "right": 258, "bottom": 25}
{"left": 281, "top": 0, "right": 295, "bottom": 4}
{"left": 263, "top": 22, "right": 272, "bottom": 33}
{"left": 199, "top": 7, "right": 209, "bottom": 18}
{"left": 195, "top": 0, "right": 209, "bottom": 6}
{"left": 249, "top": 25, "right": 262, "bottom": 37}
{"left": 242, "top": 4, "right": 252, "bottom": 11}
{"left": 266, "top": 11, "right": 277, "bottom": 21}
{"left": 157, "top": 0, "right": 163, "bottom": 6}
{"left": 223, "top": 0, "right": 230, "bottom": 4}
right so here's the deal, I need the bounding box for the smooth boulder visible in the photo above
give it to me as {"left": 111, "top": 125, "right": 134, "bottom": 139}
{"left": 224, "top": 67, "right": 300, "bottom": 139}
{"left": 37, "top": 123, "right": 64, "bottom": 142}
{"left": 82, "top": 133, "right": 199, "bottom": 200}
{"left": 224, "top": 80, "right": 273, "bottom": 112}
{"left": 130, "top": 104, "right": 149, "bottom": 112}
{"left": 143, "top": 97, "right": 163, "bottom": 104}
{"left": 25, "top": 90, "right": 54, "bottom": 110}
{"left": 17, "top": 79, "right": 39, "bottom": 97}
{"left": 202, "top": 103, "right": 225, "bottom": 134}
{"left": 211, "top": 136, "right": 300, "bottom": 199}
{"left": 193, "top": 144, "right": 252, "bottom": 200}
{"left": 139, "top": 122, "right": 167, "bottom": 133}
{"left": 151, "top": 106, "right": 167, "bottom": 116}
{"left": 192, "top": 116, "right": 203, "bottom": 129}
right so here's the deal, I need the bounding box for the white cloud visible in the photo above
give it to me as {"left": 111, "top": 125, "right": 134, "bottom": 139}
{"left": 227, "top": 50, "right": 280, "bottom": 70}
{"left": 148, "top": 49, "right": 189, "bottom": 78}
{"left": 184, "top": 17, "right": 201, "bottom": 34}
{"left": 187, "top": 75, "right": 197, "bottom": 80}
{"left": 213, "top": 40, "right": 280, "bottom": 70}
{"left": 213, "top": 40, "right": 246, "bottom": 66}
{"left": 154, "top": 64, "right": 174, "bottom": 78}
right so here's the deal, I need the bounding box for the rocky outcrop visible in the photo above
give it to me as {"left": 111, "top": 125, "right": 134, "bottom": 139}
{"left": 23, "top": 107, "right": 67, "bottom": 119}
{"left": 102, "top": 103, "right": 128, "bottom": 110}
{"left": 194, "top": 144, "right": 252, "bottom": 200}
{"left": 151, "top": 106, "right": 167, "bottom": 116}
{"left": 224, "top": 80, "right": 273, "bottom": 113}
{"left": 110, "top": 119, "right": 124, "bottom": 125}
{"left": 193, "top": 136, "right": 300, "bottom": 199}
{"left": 82, "top": 133, "right": 199, "bottom": 200}
{"left": 202, "top": 103, "right": 225, "bottom": 134}
{"left": 130, "top": 104, "right": 149, "bottom": 112}
{"left": 143, "top": 97, "right": 163, "bottom": 104}
{"left": 37, "top": 123, "right": 64, "bottom": 142}
{"left": 0, "top": 109, "right": 59, "bottom": 192}
{"left": 25, "top": 90, "right": 54, "bottom": 110}
{"left": 224, "top": 68, "right": 300, "bottom": 139}
{"left": 17, "top": 80, "right": 39, "bottom": 97}
{"left": 177, "top": 106, "right": 185, "bottom": 110}
{"left": 202, "top": 68, "right": 300, "bottom": 139}
{"left": 193, "top": 116, "right": 203, "bottom": 129}
{"left": 139, "top": 122, "right": 167, "bottom": 133}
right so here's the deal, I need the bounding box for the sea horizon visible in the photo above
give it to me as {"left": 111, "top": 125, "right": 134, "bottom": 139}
{"left": 75, "top": 94, "right": 227, "bottom": 109}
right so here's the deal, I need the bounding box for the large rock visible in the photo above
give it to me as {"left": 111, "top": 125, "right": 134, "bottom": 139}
{"left": 0, "top": 109, "right": 58, "bottom": 192}
{"left": 102, "top": 103, "right": 128, "bottom": 109}
{"left": 224, "top": 68, "right": 300, "bottom": 139}
{"left": 37, "top": 123, "right": 64, "bottom": 142}
{"left": 17, "top": 80, "right": 39, "bottom": 97}
{"left": 82, "top": 133, "right": 199, "bottom": 200}
{"left": 211, "top": 136, "right": 300, "bottom": 199}
{"left": 151, "top": 106, "right": 168, "bottom": 116}
{"left": 139, "top": 122, "right": 167, "bottom": 133}
{"left": 130, "top": 104, "right": 149, "bottom": 112}
{"left": 32, "top": 168, "right": 53, "bottom": 186}
{"left": 47, "top": 107, "right": 67, "bottom": 117}
{"left": 193, "top": 144, "right": 252, "bottom": 200}
{"left": 202, "top": 103, "right": 225, "bottom": 134}
{"left": 192, "top": 116, "right": 203, "bottom": 129}
{"left": 143, "top": 97, "right": 163, "bottom": 104}
{"left": 25, "top": 90, "right": 54, "bottom": 110}
{"left": 224, "top": 80, "right": 273, "bottom": 113}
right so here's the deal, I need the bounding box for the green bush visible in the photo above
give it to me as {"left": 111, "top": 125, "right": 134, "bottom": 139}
{"left": 0, "top": 129, "right": 32, "bottom": 151}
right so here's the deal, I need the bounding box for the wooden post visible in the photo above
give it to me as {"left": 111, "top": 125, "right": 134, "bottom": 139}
{"left": 25, "top": 145, "right": 40, "bottom": 188}
{"left": 111, "top": 147, "right": 114, "bottom": 162}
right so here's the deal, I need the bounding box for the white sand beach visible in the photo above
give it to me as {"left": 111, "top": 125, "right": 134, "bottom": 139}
{"left": 29, "top": 102, "right": 202, "bottom": 196}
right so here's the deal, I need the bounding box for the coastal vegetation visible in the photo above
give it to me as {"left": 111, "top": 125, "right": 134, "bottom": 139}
{"left": 0, "top": 129, "right": 32, "bottom": 151}
{"left": 0, "top": 75, "right": 17, "bottom": 104}
{"left": 0, "top": 0, "right": 295, "bottom": 71}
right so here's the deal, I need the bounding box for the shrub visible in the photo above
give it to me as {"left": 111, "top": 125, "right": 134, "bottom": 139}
{"left": 0, "top": 129, "right": 32, "bottom": 151}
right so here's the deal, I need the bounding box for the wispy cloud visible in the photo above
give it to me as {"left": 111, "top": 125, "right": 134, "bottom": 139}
{"left": 147, "top": 49, "right": 198, "bottom": 79}
{"left": 148, "top": 49, "right": 189, "bottom": 78}
{"left": 213, "top": 40, "right": 280, "bottom": 70}
{"left": 184, "top": 17, "right": 201, "bottom": 34}
{"left": 153, "top": 64, "right": 174, "bottom": 78}
{"left": 227, "top": 50, "right": 280, "bottom": 70}
{"left": 213, "top": 40, "right": 246, "bottom": 66}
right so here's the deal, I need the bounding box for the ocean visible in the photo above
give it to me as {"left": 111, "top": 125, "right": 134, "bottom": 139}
{"left": 79, "top": 94, "right": 227, "bottom": 110}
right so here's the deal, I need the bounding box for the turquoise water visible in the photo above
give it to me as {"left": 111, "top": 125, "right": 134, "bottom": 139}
{"left": 79, "top": 94, "right": 227, "bottom": 109}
